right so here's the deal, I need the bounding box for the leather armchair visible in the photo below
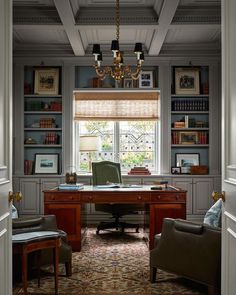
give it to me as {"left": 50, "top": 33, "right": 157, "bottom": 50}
{"left": 92, "top": 161, "right": 144, "bottom": 234}
{"left": 12, "top": 215, "right": 72, "bottom": 279}
{"left": 150, "top": 218, "right": 221, "bottom": 295}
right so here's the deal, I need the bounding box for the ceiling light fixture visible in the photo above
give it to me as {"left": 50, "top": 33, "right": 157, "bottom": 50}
{"left": 92, "top": 0, "right": 144, "bottom": 81}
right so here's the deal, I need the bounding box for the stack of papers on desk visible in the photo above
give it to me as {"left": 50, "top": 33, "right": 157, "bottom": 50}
{"left": 58, "top": 183, "right": 84, "bottom": 190}
{"left": 95, "top": 184, "right": 142, "bottom": 189}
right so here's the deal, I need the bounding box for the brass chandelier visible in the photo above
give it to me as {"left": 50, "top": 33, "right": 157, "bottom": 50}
{"left": 92, "top": 0, "right": 144, "bottom": 81}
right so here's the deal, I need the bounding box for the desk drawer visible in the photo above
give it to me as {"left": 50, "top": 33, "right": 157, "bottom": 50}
{"left": 44, "top": 192, "right": 81, "bottom": 202}
{"left": 151, "top": 193, "right": 186, "bottom": 202}
{"left": 81, "top": 192, "right": 150, "bottom": 203}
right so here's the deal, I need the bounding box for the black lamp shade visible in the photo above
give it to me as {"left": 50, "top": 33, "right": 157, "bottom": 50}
{"left": 134, "top": 42, "right": 142, "bottom": 54}
{"left": 92, "top": 44, "right": 101, "bottom": 55}
{"left": 111, "top": 40, "right": 119, "bottom": 51}
{"left": 97, "top": 53, "right": 103, "bottom": 61}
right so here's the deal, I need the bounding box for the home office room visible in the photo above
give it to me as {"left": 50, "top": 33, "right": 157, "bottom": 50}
{"left": 0, "top": 0, "right": 236, "bottom": 294}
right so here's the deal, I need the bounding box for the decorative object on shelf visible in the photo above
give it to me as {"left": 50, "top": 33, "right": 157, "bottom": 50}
{"left": 171, "top": 167, "right": 181, "bottom": 174}
{"left": 123, "top": 78, "right": 133, "bottom": 88}
{"left": 190, "top": 165, "right": 209, "bottom": 175}
{"left": 176, "top": 153, "right": 200, "bottom": 174}
{"left": 92, "top": 0, "right": 144, "bottom": 81}
{"left": 65, "top": 172, "right": 77, "bottom": 184}
{"left": 79, "top": 136, "right": 101, "bottom": 172}
{"left": 175, "top": 67, "right": 200, "bottom": 95}
{"left": 139, "top": 71, "right": 153, "bottom": 88}
{"left": 34, "top": 68, "right": 59, "bottom": 95}
{"left": 34, "top": 153, "right": 59, "bottom": 174}
{"left": 24, "top": 137, "right": 37, "bottom": 144}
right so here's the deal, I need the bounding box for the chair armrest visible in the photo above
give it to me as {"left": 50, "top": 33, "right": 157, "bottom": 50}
{"left": 12, "top": 216, "right": 43, "bottom": 229}
{"left": 174, "top": 219, "right": 203, "bottom": 234}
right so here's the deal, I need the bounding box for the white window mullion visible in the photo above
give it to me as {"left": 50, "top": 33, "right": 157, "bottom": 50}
{"left": 114, "top": 122, "right": 120, "bottom": 162}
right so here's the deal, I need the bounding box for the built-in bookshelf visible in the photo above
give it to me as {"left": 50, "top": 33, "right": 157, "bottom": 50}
{"left": 171, "top": 66, "right": 210, "bottom": 171}
{"left": 23, "top": 66, "right": 63, "bottom": 175}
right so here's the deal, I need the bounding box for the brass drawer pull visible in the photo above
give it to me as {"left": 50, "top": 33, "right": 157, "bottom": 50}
{"left": 137, "top": 196, "right": 142, "bottom": 200}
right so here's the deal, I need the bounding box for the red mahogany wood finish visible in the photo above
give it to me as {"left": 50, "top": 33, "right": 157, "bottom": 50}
{"left": 44, "top": 185, "right": 186, "bottom": 250}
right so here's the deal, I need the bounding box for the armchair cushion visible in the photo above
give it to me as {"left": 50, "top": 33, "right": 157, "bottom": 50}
{"left": 203, "top": 198, "right": 222, "bottom": 227}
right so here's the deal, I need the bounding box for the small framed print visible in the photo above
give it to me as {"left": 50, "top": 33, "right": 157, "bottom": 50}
{"left": 139, "top": 71, "right": 153, "bottom": 88}
{"left": 171, "top": 167, "right": 181, "bottom": 174}
{"left": 34, "top": 153, "right": 59, "bottom": 174}
{"left": 123, "top": 78, "right": 133, "bottom": 88}
{"left": 176, "top": 153, "right": 200, "bottom": 174}
{"left": 34, "top": 68, "right": 59, "bottom": 95}
{"left": 179, "top": 131, "right": 198, "bottom": 144}
{"left": 175, "top": 67, "right": 200, "bottom": 95}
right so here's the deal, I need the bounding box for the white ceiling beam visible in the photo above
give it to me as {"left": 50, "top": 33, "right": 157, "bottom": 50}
{"left": 13, "top": 23, "right": 221, "bottom": 31}
{"left": 149, "top": 0, "right": 179, "bottom": 55}
{"left": 54, "top": 0, "right": 84, "bottom": 56}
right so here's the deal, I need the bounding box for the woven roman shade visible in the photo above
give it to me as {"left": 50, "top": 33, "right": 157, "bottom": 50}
{"left": 73, "top": 90, "right": 160, "bottom": 121}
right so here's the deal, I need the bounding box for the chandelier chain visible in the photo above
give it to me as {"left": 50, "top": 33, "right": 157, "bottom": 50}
{"left": 116, "top": 0, "right": 120, "bottom": 41}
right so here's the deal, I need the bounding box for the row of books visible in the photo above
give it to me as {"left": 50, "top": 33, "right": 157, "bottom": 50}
{"left": 58, "top": 183, "right": 84, "bottom": 190}
{"left": 173, "top": 118, "right": 209, "bottom": 129}
{"left": 44, "top": 133, "right": 60, "bottom": 144}
{"left": 172, "top": 100, "right": 209, "bottom": 112}
{"left": 24, "top": 101, "right": 62, "bottom": 112}
{"left": 24, "top": 160, "right": 33, "bottom": 175}
{"left": 128, "top": 167, "right": 151, "bottom": 175}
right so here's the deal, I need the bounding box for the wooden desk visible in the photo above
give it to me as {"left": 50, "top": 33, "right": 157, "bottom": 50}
{"left": 44, "top": 185, "right": 186, "bottom": 251}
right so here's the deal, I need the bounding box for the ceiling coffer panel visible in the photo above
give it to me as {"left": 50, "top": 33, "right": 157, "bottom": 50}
{"left": 13, "top": 6, "right": 62, "bottom": 24}
{"left": 76, "top": 7, "right": 158, "bottom": 25}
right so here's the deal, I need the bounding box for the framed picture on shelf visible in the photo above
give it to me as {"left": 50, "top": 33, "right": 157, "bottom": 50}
{"left": 171, "top": 167, "right": 181, "bottom": 174}
{"left": 34, "top": 153, "right": 59, "bottom": 174}
{"left": 179, "top": 131, "right": 198, "bottom": 144}
{"left": 139, "top": 71, "right": 153, "bottom": 88}
{"left": 34, "top": 68, "right": 59, "bottom": 95}
{"left": 123, "top": 78, "right": 133, "bottom": 88}
{"left": 175, "top": 67, "right": 200, "bottom": 95}
{"left": 176, "top": 153, "right": 200, "bottom": 174}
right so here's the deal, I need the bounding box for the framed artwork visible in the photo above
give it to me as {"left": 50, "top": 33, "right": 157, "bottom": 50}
{"left": 179, "top": 131, "right": 198, "bottom": 144}
{"left": 171, "top": 167, "right": 181, "bottom": 174}
{"left": 123, "top": 78, "right": 133, "bottom": 88}
{"left": 34, "top": 68, "right": 59, "bottom": 95}
{"left": 176, "top": 153, "right": 200, "bottom": 174}
{"left": 34, "top": 153, "right": 59, "bottom": 174}
{"left": 139, "top": 71, "right": 153, "bottom": 88}
{"left": 175, "top": 67, "right": 200, "bottom": 95}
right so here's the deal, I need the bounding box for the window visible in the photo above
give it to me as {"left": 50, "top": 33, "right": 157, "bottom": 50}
{"left": 73, "top": 90, "right": 160, "bottom": 173}
{"left": 75, "top": 120, "right": 158, "bottom": 173}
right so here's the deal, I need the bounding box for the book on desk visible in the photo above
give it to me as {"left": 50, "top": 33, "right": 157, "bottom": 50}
{"left": 58, "top": 183, "right": 84, "bottom": 190}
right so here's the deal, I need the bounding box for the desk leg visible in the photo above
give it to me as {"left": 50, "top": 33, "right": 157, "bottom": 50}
{"left": 22, "top": 246, "right": 28, "bottom": 295}
{"left": 53, "top": 244, "right": 59, "bottom": 295}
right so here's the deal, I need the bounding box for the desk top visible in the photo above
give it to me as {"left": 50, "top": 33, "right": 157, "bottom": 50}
{"left": 45, "top": 184, "right": 186, "bottom": 193}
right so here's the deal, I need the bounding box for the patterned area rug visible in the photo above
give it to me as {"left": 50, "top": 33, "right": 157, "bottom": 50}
{"left": 14, "top": 228, "right": 207, "bottom": 295}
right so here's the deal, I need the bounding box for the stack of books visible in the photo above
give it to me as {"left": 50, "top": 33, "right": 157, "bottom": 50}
{"left": 128, "top": 167, "right": 151, "bottom": 175}
{"left": 58, "top": 183, "right": 84, "bottom": 190}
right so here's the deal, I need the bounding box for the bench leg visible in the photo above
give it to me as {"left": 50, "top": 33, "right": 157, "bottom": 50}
{"left": 22, "top": 247, "right": 28, "bottom": 295}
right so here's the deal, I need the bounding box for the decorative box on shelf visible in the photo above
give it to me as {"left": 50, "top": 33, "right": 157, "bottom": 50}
{"left": 190, "top": 165, "right": 209, "bottom": 175}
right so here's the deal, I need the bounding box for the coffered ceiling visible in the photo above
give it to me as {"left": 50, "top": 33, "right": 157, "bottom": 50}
{"left": 13, "top": 0, "right": 221, "bottom": 58}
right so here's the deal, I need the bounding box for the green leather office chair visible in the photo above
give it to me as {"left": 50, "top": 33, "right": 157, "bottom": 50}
{"left": 92, "top": 161, "right": 143, "bottom": 234}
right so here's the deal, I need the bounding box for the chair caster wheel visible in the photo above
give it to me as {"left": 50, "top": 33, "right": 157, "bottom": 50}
{"left": 96, "top": 230, "right": 99, "bottom": 235}
{"left": 136, "top": 228, "right": 139, "bottom": 233}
